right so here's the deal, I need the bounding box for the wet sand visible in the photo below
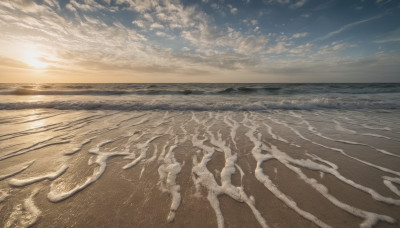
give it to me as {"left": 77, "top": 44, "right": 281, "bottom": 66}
{"left": 0, "top": 109, "right": 399, "bottom": 228}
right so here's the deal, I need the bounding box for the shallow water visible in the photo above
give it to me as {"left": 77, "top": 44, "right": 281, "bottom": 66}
{"left": 0, "top": 108, "right": 399, "bottom": 228}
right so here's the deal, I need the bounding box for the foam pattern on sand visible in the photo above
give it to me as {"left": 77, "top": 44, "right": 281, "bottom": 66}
{"left": 0, "top": 110, "right": 399, "bottom": 228}
{"left": 9, "top": 165, "right": 68, "bottom": 187}
{"left": 4, "top": 188, "right": 41, "bottom": 228}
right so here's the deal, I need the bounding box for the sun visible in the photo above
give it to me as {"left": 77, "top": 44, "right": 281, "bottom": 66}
{"left": 27, "top": 58, "right": 48, "bottom": 69}
{"left": 23, "top": 47, "right": 49, "bottom": 69}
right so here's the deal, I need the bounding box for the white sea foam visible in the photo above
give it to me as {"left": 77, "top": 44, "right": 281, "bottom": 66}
{"left": 268, "top": 116, "right": 400, "bottom": 177}
{"left": 383, "top": 176, "right": 400, "bottom": 197}
{"left": 5, "top": 188, "right": 41, "bottom": 228}
{"left": 223, "top": 115, "right": 239, "bottom": 148}
{"left": 235, "top": 164, "right": 245, "bottom": 185}
{"left": 263, "top": 122, "right": 289, "bottom": 143}
{"left": 267, "top": 116, "right": 400, "bottom": 206}
{"left": 0, "top": 160, "right": 35, "bottom": 181}
{"left": 244, "top": 119, "right": 330, "bottom": 228}
{"left": 246, "top": 118, "right": 396, "bottom": 227}
{"left": 362, "top": 124, "right": 391, "bottom": 131}
{"left": 263, "top": 122, "right": 301, "bottom": 147}
{"left": 0, "top": 138, "right": 70, "bottom": 161}
{"left": 146, "top": 144, "right": 159, "bottom": 163}
{"left": 157, "top": 143, "right": 169, "bottom": 162}
{"left": 139, "top": 166, "right": 145, "bottom": 180}
{"left": 0, "top": 189, "right": 9, "bottom": 202}
{"left": 9, "top": 165, "right": 68, "bottom": 187}
{"left": 306, "top": 153, "right": 338, "bottom": 170}
{"left": 317, "top": 128, "right": 399, "bottom": 157}
{"left": 123, "top": 135, "right": 162, "bottom": 169}
{"left": 158, "top": 138, "right": 184, "bottom": 222}
{"left": 2, "top": 93, "right": 400, "bottom": 111}
{"left": 333, "top": 120, "right": 357, "bottom": 134}
{"left": 361, "top": 133, "right": 392, "bottom": 140}
{"left": 47, "top": 152, "right": 129, "bottom": 202}
{"left": 64, "top": 138, "right": 95, "bottom": 155}
{"left": 191, "top": 113, "right": 269, "bottom": 228}
{"left": 290, "top": 112, "right": 400, "bottom": 158}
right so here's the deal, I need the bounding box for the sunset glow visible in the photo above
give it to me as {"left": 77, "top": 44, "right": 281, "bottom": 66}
{"left": 1, "top": 2, "right": 400, "bottom": 227}
{"left": 0, "top": 0, "right": 399, "bottom": 83}
{"left": 23, "top": 48, "right": 48, "bottom": 69}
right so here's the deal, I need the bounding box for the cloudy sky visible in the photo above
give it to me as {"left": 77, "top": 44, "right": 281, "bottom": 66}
{"left": 0, "top": 0, "right": 399, "bottom": 83}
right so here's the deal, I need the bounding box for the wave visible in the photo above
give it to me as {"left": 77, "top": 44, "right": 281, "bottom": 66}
{"left": 0, "top": 98, "right": 398, "bottom": 111}
{"left": 0, "top": 88, "right": 207, "bottom": 96}
{"left": 218, "top": 87, "right": 282, "bottom": 94}
{"left": 1, "top": 84, "right": 400, "bottom": 96}
{"left": 6, "top": 88, "right": 128, "bottom": 96}
{"left": 135, "top": 89, "right": 204, "bottom": 95}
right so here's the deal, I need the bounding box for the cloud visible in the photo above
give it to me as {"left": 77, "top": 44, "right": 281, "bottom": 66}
{"left": 0, "top": 0, "right": 397, "bottom": 83}
{"left": 265, "top": 0, "right": 308, "bottom": 8}
{"left": 211, "top": 3, "right": 219, "bottom": 10}
{"left": 266, "top": 0, "right": 290, "bottom": 4}
{"left": 291, "top": 32, "right": 308, "bottom": 39}
{"left": 141, "top": 13, "right": 153, "bottom": 22}
{"left": 375, "top": 0, "right": 393, "bottom": 4}
{"left": 0, "top": 0, "right": 266, "bottom": 77}
{"left": 155, "top": 31, "right": 174, "bottom": 39}
{"left": 234, "top": 35, "right": 269, "bottom": 55}
{"left": 355, "top": 5, "right": 363, "bottom": 10}
{"left": 0, "top": 0, "right": 48, "bottom": 13}
{"left": 266, "top": 41, "right": 289, "bottom": 54}
{"left": 374, "top": 27, "right": 400, "bottom": 43}
{"left": 255, "top": 56, "right": 400, "bottom": 82}
{"left": 68, "top": 0, "right": 108, "bottom": 12}
{"left": 43, "top": 0, "right": 60, "bottom": 10}
{"left": 132, "top": 20, "right": 145, "bottom": 28}
{"left": 317, "top": 41, "right": 356, "bottom": 55}
{"left": 227, "top": 4, "right": 238, "bottom": 14}
{"left": 290, "top": 0, "right": 308, "bottom": 9}
{"left": 115, "top": 0, "right": 155, "bottom": 13}
{"left": 288, "top": 43, "right": 312, "bottom": 54}
{"left": 150, "top": 22, "right": 164, "bottom": 29}
{"left": 0, "top": 56, "right": 31, "bottom": 69}
{"left": 316, "top": 14, "right": 384, "bottom": 41}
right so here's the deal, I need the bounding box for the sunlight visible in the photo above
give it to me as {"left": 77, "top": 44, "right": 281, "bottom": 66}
{"left": 25, "top": 108, "right": 47, "bottom": 130}
{"left": 23, "top": 46, "right": 48, "bottom": 69}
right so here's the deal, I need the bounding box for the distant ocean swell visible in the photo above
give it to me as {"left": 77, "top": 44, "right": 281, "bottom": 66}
{"left": 0, "top": 84, "right": 399, "bottom": 111}
{"left": 0, "top": 83, "right": 400, "bottom": 96}
{"left": 0, "top": 98, "right": 398, "bottom": 111}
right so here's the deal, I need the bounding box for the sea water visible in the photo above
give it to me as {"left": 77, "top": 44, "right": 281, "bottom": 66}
{"left": 0, "top": 83, "right": 399, "bottom": 110}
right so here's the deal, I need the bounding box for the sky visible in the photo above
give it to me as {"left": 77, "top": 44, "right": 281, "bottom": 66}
{"left": 0, "top": 0, "right": 399, "bottom": 83}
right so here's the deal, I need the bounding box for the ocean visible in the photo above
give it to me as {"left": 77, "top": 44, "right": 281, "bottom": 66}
{"left": 0, "top": 83, "right": 399, "bottom": 228}
{"left": 1, "top": 83, "right": 400, "bottom": 110}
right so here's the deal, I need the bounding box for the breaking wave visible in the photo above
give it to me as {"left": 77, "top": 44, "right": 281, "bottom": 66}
{"left": 0, "top": 98, "right": 398, "bottom": 111}
{"left": 0, "top": 83, "right": 399, "bottom": 96}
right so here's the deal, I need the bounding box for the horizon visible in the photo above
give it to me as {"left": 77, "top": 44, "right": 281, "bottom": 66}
{"left": 2, "top": 82, "right": 400, "bottom": 85}
{"left": 0, "top": 0, "right": 399, "bottom": 83}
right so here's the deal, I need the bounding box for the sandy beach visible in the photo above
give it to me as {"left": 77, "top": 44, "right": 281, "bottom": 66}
{"left": 1, "top": 0, "right": 400, "bottom": 225}
{"left": 0, "top": 109, "right": 399, "bottom": 228}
